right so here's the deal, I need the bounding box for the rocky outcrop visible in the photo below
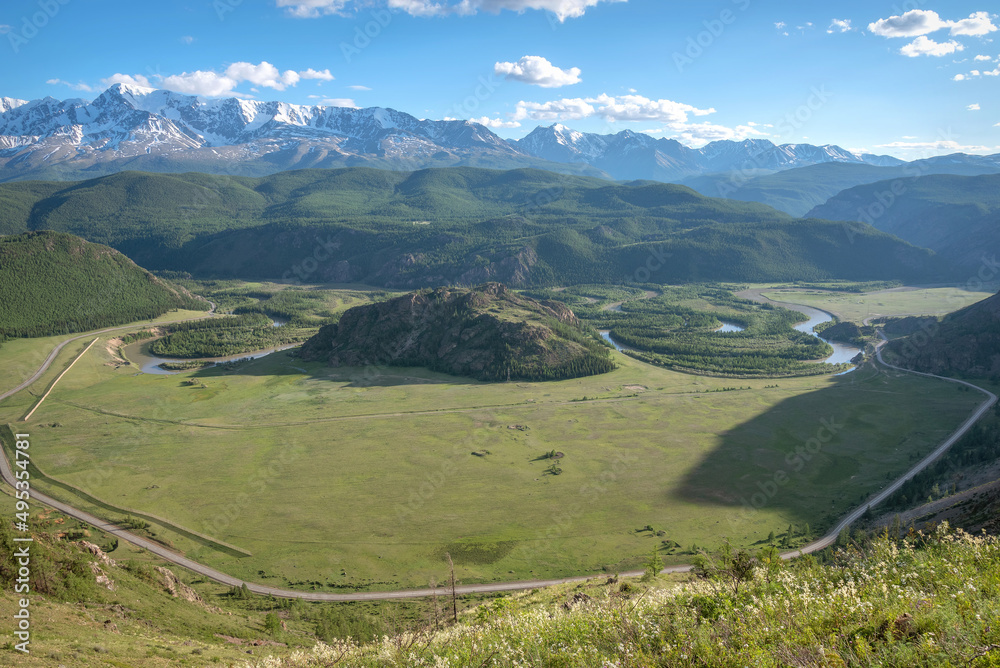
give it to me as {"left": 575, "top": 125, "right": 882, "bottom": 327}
{"left": 300, "top": 282, "right": 614, "bottom": 381}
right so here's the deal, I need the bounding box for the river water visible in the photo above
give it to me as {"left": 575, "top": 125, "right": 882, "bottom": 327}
{"left": 784, "top": 303, "right": 862, "bottom": 367}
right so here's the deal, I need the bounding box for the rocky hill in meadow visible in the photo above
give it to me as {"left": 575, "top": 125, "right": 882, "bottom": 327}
{"left": 300, "top": 282, "right": 615, "bottom": 381}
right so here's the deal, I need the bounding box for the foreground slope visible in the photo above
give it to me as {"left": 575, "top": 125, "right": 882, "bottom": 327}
{"left": 808, "top": 173, "right": 1000, "bottom": 271}
{"left": 300, "top": 282, "right": 614, "bottom": 381}
{"left": 252, "top": 529, "right": 1000, "bottom": 666}
{"left": 0, "top": 231, "right": 205, "bottom": 339}
{"left": 0, "top": 166, "right": 949, "bottom": 286}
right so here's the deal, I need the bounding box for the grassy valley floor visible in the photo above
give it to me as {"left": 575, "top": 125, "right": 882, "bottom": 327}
{"left": 0, "top": 321, "right": 981, "bottom": 592}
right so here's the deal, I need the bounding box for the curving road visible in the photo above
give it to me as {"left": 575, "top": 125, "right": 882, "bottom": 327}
{"left": 0, "top": 302, "right": 995, "bottom": 599}
{"left": 0, "top": 301, "right": 215, "bottom": 404}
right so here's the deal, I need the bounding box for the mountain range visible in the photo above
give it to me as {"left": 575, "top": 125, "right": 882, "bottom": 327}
{"left": 0, "top": 84, "right": 967, "bottom": 185}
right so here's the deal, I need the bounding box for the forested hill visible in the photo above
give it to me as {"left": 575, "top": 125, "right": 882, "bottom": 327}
{"left": 300, "top": 282, "right": 615, "bottom": 381}
{"left": 884, "top": 290, "right": 1000, "bottom": 380}
{"left": 807, "top": 173, "right": 1000, "bottom": 272}
{"left": 0, "top": 166, "right": 949, "bottom": 287}
{"left": 0, "top": 231, "right": 207, "bottom": 339}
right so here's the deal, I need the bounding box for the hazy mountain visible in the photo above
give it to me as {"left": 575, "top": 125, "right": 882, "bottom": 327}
{"left": 684, "top": 159, "right": 1000, "bottom": 216}
{"left": 807, "top": 173, "right": 1000, "bottom": 271}
{"left": 510, "top": 125, "right": 903, "bottom": 182}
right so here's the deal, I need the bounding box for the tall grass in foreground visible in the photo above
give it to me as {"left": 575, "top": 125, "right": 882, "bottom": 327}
{"left": 247, "top": 524, "right": 1000, "bottom": 667}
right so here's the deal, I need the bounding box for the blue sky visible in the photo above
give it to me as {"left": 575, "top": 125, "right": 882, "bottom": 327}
{"left": 1, "top": 0, "right": 997, "bottom": 158}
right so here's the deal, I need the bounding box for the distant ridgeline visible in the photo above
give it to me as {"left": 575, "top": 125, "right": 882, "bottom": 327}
{"left": 0, "top": 231, "right": 206, "bottom": 340}
{"left": 0, "top": 167, "right": 951, "bottom": 287}
{"left": 299, "top": 282, "right": 615, "bottom": 381}
{"left": 883, "top": 290, "right": 1000, "bottom": 381}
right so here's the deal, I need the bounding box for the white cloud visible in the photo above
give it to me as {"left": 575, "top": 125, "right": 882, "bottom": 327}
{"left": 509, "top": 92, "right": 763, "bottom": 147}
{"left": 105, "top": 62, "right": 336, "bottom": 97}
{"left": 347, "top": 84, "right": 372, "bottom": 90}
{"left": 180, "top": 35, "right": 195, "bottom": 44}
{"left": 954, "top": 73, "right": 967, "bottom": 80}
{"left": 588, "top": 93, "right": 715, "bottom": 123}
{"left": 318, "top": 97, "right": 358, "bottom": 107}
{"left": 975, "top": 54, "right": 994, "bottom": 61}
{"left": 277, "top": 0, "right": 625, "bottom": 21}
{"left": 275, "top": 0, "right": 351, "bottom": 17}
{"left": 513, "top": 97, "right": 595, "bottom": 121}
{"left": 494, "top": 56, "right": 581, "bottom": 88}
{"left": 676, "top": 122, "right": 768, "bottom": 147}
{"left": 468, "top": 115, "right": 521, "bottom": 128}
{"left": 869, "top": 10, "right": 950, "bottom": 37}
{"left": 967, "top": 103, "right": 980, "bottom": 110}
{"left": 875, "top": 139, "right": 999, "bottom": 154}
{"left": 46, "top": 79, "right": 96, "bottom": 92}
{"left": 299, "top": 68, "right": 335, "bottom": 81}
{"left": 774, "top": 21, "right": 786, "bottom": 29}
{"left": 161, "top": 70, "right": 241, "bottom": 97}
{"left": 101, "top": 73, "right": 153, "bottom": 88}
{"left": 827, "top": 18, "right": 852, "bottom": 34}
{"left": 0, "top": 24, "right": 11, "bottom": 34}
{"left": 513, "top": 93, "right": 715, "bottom": 124}
{"left": 869, "top": 9, "right": 998, "bottom": 38}
{"left": 900, "top": 36, "right": 963, "bottom": 57}
{"left": 224, "top": 61, "right": 301, "bottom": 90}
{"left": 948, "top": 11, "right": 998, "bottom": 36}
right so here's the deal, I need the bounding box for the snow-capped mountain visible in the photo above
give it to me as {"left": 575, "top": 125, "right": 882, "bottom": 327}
{"left": 0, "top": 85, "right": 976, "bottom": 186}
{"left": 0, "top": 98, "right": 28, "bottom": 114}
{"left": 511, "top": 126, "right": 905, "bottom": 180}
{"left": 0, "top": 84, "right": 543, "bottom": 180}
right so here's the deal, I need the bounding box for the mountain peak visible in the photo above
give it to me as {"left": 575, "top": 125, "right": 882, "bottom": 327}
{"left": 0, "top": 97, "right": 29, "bottom": 114}
{"left": 107, "top": 82, "right": 160, "bottom": 97}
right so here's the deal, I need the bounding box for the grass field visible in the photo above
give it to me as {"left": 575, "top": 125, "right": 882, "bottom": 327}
{"left": 0, "top": 309, "right": 212, "bottom": 398}
{"left": 0, "top": 314, "right": 982, "bottom": 592}
{"left": 760, "top": 285, "right": 997, "bottom": 323}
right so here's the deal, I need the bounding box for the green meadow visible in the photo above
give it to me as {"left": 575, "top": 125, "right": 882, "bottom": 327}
{"left": 0, "top": 306, "right": 981, "bottom": 591}
{"left": 760, "top": 285, "right": 996, "bottom": 323}
{"left": 0, "top": 309, "right": 211, "bottom": 398}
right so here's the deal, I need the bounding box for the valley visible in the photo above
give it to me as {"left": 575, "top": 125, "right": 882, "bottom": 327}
{"left": 0, "top": 282, "right": 988, "bottom": 596}
{"left": 6, "top": 3, "right": 1000, "bottom": 663}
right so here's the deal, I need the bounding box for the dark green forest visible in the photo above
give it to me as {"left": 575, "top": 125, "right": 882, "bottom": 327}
{"left": 0, "top": 231, "right": 206, "bottom": 341}
{"left": 150, "top": 313, "right": 311, "bottom": 359}
{"left": 0, "top": 167, "right": 949, "bottom": 288}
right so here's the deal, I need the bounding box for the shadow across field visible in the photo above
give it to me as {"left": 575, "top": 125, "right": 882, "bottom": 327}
{"left": 674, "top": 363, "right": 979, "bottom": 535}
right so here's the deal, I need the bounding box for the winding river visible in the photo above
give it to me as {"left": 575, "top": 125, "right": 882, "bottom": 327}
{"left": 598, "top": 298, "right": 861, "bottom": 369}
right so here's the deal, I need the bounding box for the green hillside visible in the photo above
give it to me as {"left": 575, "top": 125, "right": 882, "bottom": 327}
{"left": 808, "top": 173, "right": 1000, "bottom": 271}
{"left": 884, "top": 289, "right": 1000, "bottom": 380}
{"left": 0, "top": 231, "right": 207, "bottom": 339}
{"left": 0, "top": 167, "right": 950, "bottom": 287}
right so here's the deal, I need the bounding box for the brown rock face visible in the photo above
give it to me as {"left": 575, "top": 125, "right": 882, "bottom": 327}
{"left": 300, "top": 282, "right": 613, "bottom": 381}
